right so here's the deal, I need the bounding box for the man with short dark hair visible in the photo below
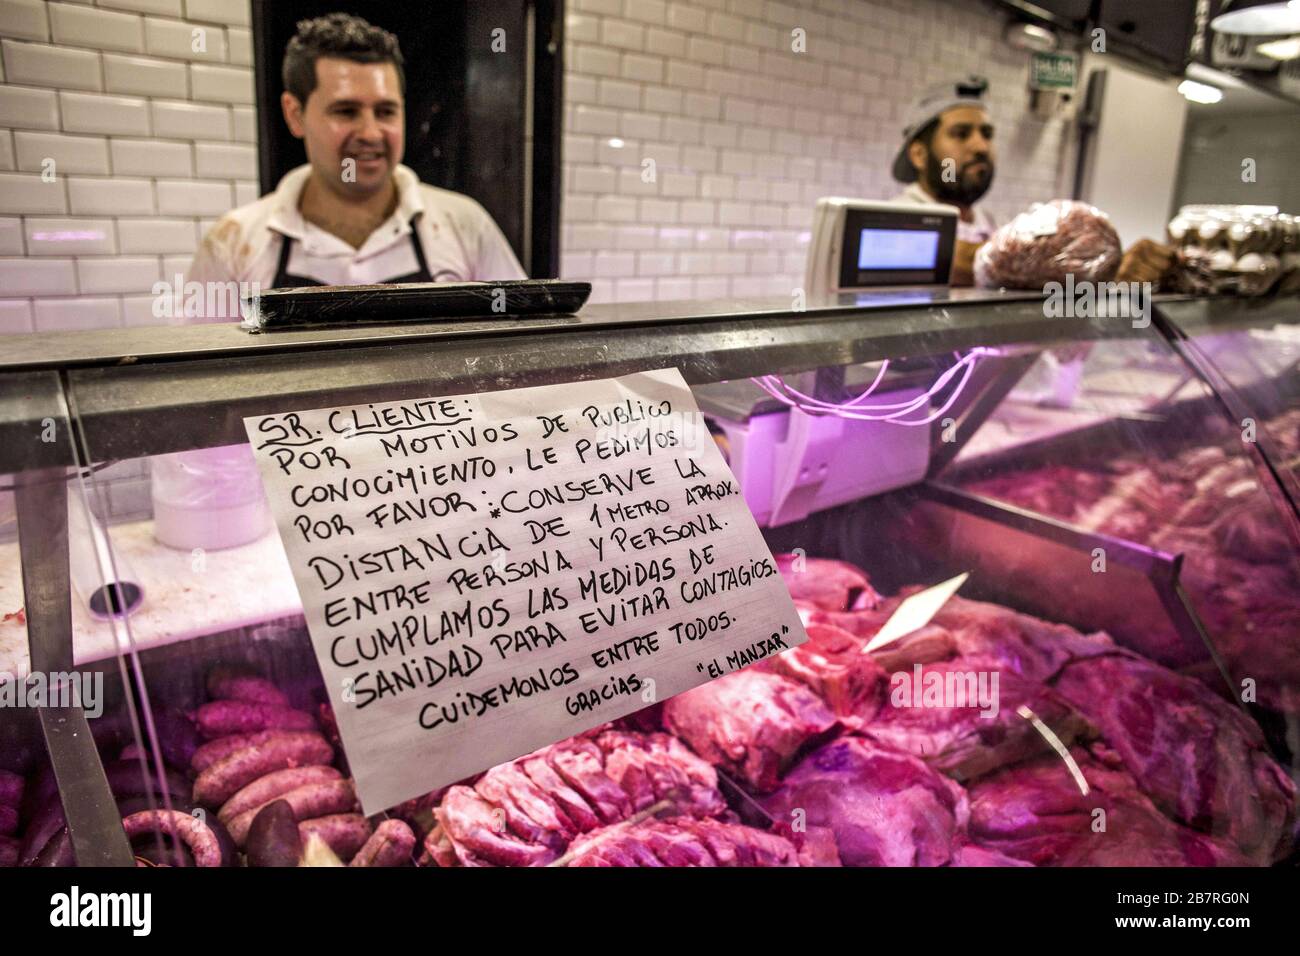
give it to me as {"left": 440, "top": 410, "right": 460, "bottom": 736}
{"left": 185, "top": 12, "right": 523, "bottom": 321}
{"left": 891, "top": 75, "right": 1172, "bottom": 288}
{"left": 891, "top": 77, "right": 999, "bottom": 286}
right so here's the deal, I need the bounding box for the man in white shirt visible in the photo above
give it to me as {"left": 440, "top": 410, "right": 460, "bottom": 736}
{"left": 891, "top": 76, "right": 1000, "bottom": 286}
{"left": 891, "top": 75, "right": 1173, "bottom": 289}
{"left": 183, "top": 13, "right": 524, "bottom": 322}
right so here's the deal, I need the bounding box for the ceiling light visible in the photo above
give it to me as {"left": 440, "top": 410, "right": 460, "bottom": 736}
{"left": 1257, "top": 36, "right": 1300, "bottom": 58}
{"left": 1211, "top": 1, "right": 1300, "bottom": 36}
{"left": 607, "top": 137, "right": 625, "bottom": 148}
{"left": 1178, "top": 78, "right": 1224, "bottom": 103}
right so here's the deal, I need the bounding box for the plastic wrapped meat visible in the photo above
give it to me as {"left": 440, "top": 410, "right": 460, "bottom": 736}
{"left": 760, "top": 736, "right": 969, "bottom": 867}
{"left": 427, "top": 731, "right": 726, "bottom": 867}
{"left": 863, "top": 661, "right": 1096, "bottom": 781}
{"left": 662, "top": 669, "right": 838, "bottom": 793}
{"left": 764, "top": 621, "right": 889, "bottom": 726}
{"left": 967, "top": 744, "right": 1251, "bottom": 866}
{"left": 974, "top": 199, "right": 1122, "bottom": 289}
{"left": 564, "top": 816, "right": 803, "bottom": 868}
{"left": 774, "top": 553, "right": 880, "bottom": 611}
{"left": 1051, "top": 653, "right": 1296, "bottom": 864}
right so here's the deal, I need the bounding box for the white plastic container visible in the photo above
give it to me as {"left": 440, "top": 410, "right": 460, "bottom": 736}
{"left": 151, "top": 443, "right": 271, "bottom": 551}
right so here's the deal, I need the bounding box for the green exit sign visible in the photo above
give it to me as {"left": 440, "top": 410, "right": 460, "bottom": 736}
{"left": 1030, "top": 51, "right": 1077, "bottom": 90}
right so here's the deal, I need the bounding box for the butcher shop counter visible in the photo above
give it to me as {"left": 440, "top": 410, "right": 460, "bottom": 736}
{"left": 0, "top": 289, "right": 1297, "bottom": 869}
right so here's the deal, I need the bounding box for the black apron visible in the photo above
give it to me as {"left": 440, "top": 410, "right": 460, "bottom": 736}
{"left": 270, "top": 216, "right": 438, "bottom": 288}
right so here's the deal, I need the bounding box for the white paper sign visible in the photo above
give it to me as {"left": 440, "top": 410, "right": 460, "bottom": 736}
{"left": 244, "top": 368, "right": 808, "bottom": 813}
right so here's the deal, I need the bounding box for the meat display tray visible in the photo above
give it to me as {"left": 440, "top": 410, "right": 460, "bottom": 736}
{"left": 243, "top": 279, "right": 592, "bottom": 330}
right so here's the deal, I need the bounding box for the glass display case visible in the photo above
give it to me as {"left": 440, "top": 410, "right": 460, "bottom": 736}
{"left": 1, "top": 290, "right": 1297, "bottom": 868}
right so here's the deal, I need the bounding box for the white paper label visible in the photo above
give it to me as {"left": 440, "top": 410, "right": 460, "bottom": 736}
{"left": 244, "top": 368, "right": 808, "bottom": 813}
{"left": 864, "top": 572, "right": 969, "bottom": 652}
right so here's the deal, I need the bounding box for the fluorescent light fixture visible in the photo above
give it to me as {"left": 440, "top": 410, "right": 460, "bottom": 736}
{"left": 1211, "top": 1, "right": 1300, "bottom": 36}
{"left": 1257, "top": 36, "right": 1300, "bottom": 58}
{"left": 1178, "top": 78, "right": 1224, "bottom": 103}
{"left": 606, "top": 137, "right": 625, "bottom": 148}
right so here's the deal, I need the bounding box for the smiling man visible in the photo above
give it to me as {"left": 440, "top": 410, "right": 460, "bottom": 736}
{"left": 184, "top": 13, "right": 523, "bottom": 321}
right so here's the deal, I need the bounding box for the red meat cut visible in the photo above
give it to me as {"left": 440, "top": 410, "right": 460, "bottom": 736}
{"left": 760, "top": 735, "right": 969, "bottom": 867}
{"left": 564, "top": 816, "right": 805, "bottom": 867}
{"left": 774, "top": 553, "right": 880, "bottom": 611}
{"left": 1051, "top": 652, "right": 1296, "bottom": 864}
{"left": 764, "top": 620, "right": 889, "bottom": 726}
{"left": 427, "top": 730, "right": 726, "bottom": 867}
{"left": 662, "top": 669, "right": 838, "bottom": 793}
{"left": 967, "top": 743, "right": 1251, "bottom": 866}
{"left": 864, "top": 660, "right": 1096, "bottom": 781}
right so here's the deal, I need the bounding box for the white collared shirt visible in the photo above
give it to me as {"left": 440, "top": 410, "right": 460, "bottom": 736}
{"left": 893, "top": 182, "right": 998, "bottom": 246}
{"left": 181, "top": 164, "right": 525, "bottom": 323}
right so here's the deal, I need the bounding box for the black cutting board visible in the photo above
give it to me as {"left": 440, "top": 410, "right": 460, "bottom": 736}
{"left": 244, "top": 278, "right": 591, "bottom": 330}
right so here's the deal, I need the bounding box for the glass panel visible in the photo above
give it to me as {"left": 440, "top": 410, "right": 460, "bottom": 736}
{"left": 1, "top": 373, "right": 146, "bottom": 867}
{"left": 42, "top": 304, "right": 1299, "bottom": 869}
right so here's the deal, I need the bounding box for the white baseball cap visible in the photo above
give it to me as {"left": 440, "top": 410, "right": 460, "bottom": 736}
{"left": 891, "top": 75, "right": 991, "bottom": 183}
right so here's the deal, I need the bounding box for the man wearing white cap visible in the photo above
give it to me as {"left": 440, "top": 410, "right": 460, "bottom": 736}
{"left": 891, "top": 76, "right": 999, "bottom": 286}
{"left": 891, "top": 75, "right": 1173, "bottom": 288}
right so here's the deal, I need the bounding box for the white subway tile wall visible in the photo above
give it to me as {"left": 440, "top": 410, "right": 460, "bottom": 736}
{"left": 561, "top": 0, "right": 1073, "bottom": 303}
{"left": 0, "top": 0, "right": 258, "bottom": 331}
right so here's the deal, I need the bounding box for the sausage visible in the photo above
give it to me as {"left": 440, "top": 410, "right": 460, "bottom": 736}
{"left": 0, "top": 834, "right": 18, "bottom": 867}
{"left": 0, "top": 805, "right": 16, "bottom": 837}
{"left": 132, "top": 838, "right": 196, "bottom": 868}
{"left": 298, "top": 813, "right": 371, "bottom": 863}
{"left": 191, "top": 732, "right": 261, "bottom": 773}
{"left": 349, "top": 819, "right": 416, "bottom": 867}
{"left": 191, "top": 700, "right": 316, "bottom": 739}
{"left": 192, "top": 732, "right": 333, "bottom": 808}
{"left": 207, "top": 670, "right": 290, "bottom": 708}
{"left": 218, "top": 765, "right": 342, "bottom": 826}
{"left": 0, "top": 770, "right": 23, "bottom": 808}
{"left": 245, "top": 801, "right": 303, "bottom": 868}
{"left": 227, "top": 779, "right": 358, "bottom": 846}
{"left": 121, "top": 810, "right": 226, "bottom": 867}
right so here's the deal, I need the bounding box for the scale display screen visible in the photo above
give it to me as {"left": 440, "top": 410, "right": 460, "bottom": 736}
{"left": 857, "top": 229, "right": 941, "bottom": 271}
{"left": 838, "top": 206, "right": 955, "bottom": 287}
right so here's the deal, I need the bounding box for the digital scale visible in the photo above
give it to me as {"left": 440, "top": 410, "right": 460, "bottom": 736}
{"left": 803, "top": 197, "right": 959, "bottom": 296}
{"left": 696, "top": 199, "right": 962, "bottom": 527}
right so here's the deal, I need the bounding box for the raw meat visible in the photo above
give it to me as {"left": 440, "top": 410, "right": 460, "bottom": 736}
{"left": 565, "top": 816, "right": 804, "bottom": 868}
{"left": 427, "top": 731, "right": 727, "bottom": 867}
{"left": 764, "top": 621, "right": 889, "bottom": 725}
{"left": 948, "top": 843, "right": 1033, "bottom": 867}
{"left": 864, "top": 661, "right": 1096, "bottom": 781}
{"left": 962, "top": 420, "right": 1300, "bottom": 712}
{"left": 974, "top": 199, "right": 1122, "bottom": 289}
{"left": 774, "top": 553, "right": 880, "bottom": 611}
{"left": 925, "top": 594, "right": 1114, "bottom": 683}
{"left": 1051, "top": 652, "right": 1296, "bottom": 863}
{"left": 967, "top": 743, "right": 1251, "bottom": 866}
{"left": 662, "top": 669, "right": 838, "bottom": 793}
{"left": 760, "top": 735, "right": 969, "bottom": 867}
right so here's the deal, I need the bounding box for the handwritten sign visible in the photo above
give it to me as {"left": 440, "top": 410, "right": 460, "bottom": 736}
{"left": 244, "top": 369, "right": 808, "bottom": 813}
